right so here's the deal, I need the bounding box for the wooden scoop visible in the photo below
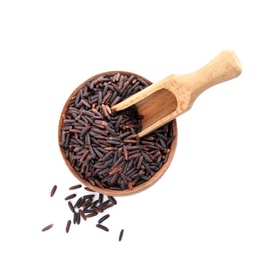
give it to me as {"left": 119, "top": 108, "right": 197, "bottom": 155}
{"left": 112, "top": 50, "right": 242, "bottom": 137}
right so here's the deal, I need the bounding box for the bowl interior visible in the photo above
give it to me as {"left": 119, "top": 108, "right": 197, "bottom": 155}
{"left": 58, "top": 71, "right": 178, "bottom": 196}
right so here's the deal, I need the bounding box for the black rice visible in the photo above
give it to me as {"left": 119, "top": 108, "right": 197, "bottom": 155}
{"left": 59, "top": 72, "right": 175, "bottom": 191}
{"left": 66, "top": 220, "right": 71, "bottom": 233}
{"left": 119, "top": 229, "right": 124, "bottom": 241}
{"left": 65, "top": 194, "right": 77, "bottom": 200}
{"left": 76, "top": 212, "right": 81, "bottom": 225}
{"left": 79, "top": 209, "right": 87, "bottom": 221}
{"left": 74, "top": 197, "right": 83, "bottom": 208}
{"left": 45, "top": 179, "right": 123, "bottom": 239}
{"left": 42, "top": 224, "right": 53, "bottom": 232}
{"left": 86, "top": 212, "right": 98, "bottom": 218}
{"left": 107, "top": 195, "right": 117, "bottom": 205}
{"left": 68, "top": 201, "right": 75, "bottom": 213}
{"left": 98, "top": 214, "right": 110, "bottom": 224}
{"left": 69, "top": 184, "right": 82, "bottom": 190}
{"left": 73, "top": 212, "right": 77, "bottom": 224}
{"left": 96, "top": 224, "right": 109, "bottom": 232}
{"left": 50, "top": 185, "right": 57, "bottom": 197}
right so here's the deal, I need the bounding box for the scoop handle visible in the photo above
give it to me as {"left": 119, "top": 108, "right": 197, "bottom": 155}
{"left": 178, "top": 50, "right": 242, "bottom": 103}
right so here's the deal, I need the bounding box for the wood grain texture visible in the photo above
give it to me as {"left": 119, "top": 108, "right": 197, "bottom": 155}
{"left": 113, "top": 50, "right": 242, "bottom": 137}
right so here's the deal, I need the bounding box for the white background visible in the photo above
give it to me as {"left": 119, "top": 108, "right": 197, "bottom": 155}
{"left": 0, "top": 1, "right": 259, "bottom": 259}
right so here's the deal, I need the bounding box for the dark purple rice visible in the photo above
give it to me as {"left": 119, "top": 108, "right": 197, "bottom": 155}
{"left": 96, "top": 224, "right": 109, "bottom": 232}
{"left": 76, "top": 212, "right": 81, "bottom": 225}
{"left": 83, "top": 209, "right": 96, "bottom": 214}
{"left": 98, "top": 214, "right": 110, "bottom": 224}
{"left": 42, "top": 224, "right": 53, "bottom": 232}
{"left": 83, "top": 194, "right": 95, "bottom": 200}
{"left": 82, "top": 200, "right": 93, "bottom": 211}
{"left": 98, "top": 193, "right": 104, "bottom": 204}
{"left": 74, "top": 197, "right": 83, "bottom": 208}
{"left": 65, "top": 194, "right": 77, "bottom": 200}
{"left": 66, "top": 220, "right": 71, "bottom": 233}
{"left": 86, "top": 212, "right": 98, "bottom": 218}
{"left": 99, "top": 199, "right": 111, "bottom": 209}
{"left": 73, "top": 212, "right": 77, "bottom": 224}
{"left": 107, "top": 195, "right": 117, "bottom": 205}
{"left": 101, "top": 203, "right": 114, "bottom": 210}
{"left": 45, "top": 178, "right": 126, "bottom": 240}
{"left": 69, "top": 184, "right": 82, "bottom": 190}
{"left": 91, "top": 199, "right": 99, "bottom": 209}
{"left": 92, "top": 205, "right": 103, "bottom": 213}
{"left": 59, "top": 72, "right": 175, "bottom": 191}
{"left": 118, "top": 229, "right": 124, "bottom": 241}
{"left": 50, "top": 185, "right": 57, "bottom": 197}
{"left": 68, "top": 201, "right": 75, "bottom": 213}
{"left": 79, "top": 209, "right": 87, "bottom": 221}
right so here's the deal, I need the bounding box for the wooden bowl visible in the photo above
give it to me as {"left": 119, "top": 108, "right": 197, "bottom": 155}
{"left": 58, "top": 71, "right": 178, "bottom": 196}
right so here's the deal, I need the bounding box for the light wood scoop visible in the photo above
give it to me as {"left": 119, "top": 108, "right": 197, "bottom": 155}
{"left": 112, "top": 50, "right": 242, "bottom": 137}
